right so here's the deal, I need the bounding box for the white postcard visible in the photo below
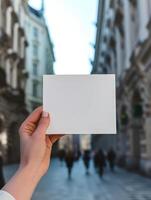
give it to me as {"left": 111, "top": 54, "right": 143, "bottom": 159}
{"left": 43, "top": 75, "right": 116, "bottom": 134}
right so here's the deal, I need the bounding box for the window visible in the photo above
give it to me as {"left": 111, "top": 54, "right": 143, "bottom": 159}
{"left": 33, "top": 62, "right": 38, "bottom": 75}
{"left": 33, "top": 44, "right": 38, "bottom": 57}
{"left": 32, "top": 81, "right": 39, "bottom": 97}
{"left": 33, "top": 27, "right": 38, "bottom": 38}
{"left": 132, "top": 90, "right": 143, "bottom": 118}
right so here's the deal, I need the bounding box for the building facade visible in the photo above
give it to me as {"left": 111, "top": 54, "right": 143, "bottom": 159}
{"left": 21, "top": 0, "right": 55, "bottom": 111}
{"left": 0, "top": 0, "right": 55, "bottom": 163}
{"left": 91, "top": 0, "right": 117, "bottom": 155}
{"left": 0, "top": 0, "right": 28, "bottom": 163}
{"left": 92, "top": 0, "right": 151, "bottom": 175}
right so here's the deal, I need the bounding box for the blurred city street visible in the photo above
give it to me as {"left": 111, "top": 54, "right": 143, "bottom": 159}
{"left": 2, "top": 0, "right": 151, "bottom": 199}
{"left": 3, "top": 159, "right": 151, "bottom": 200}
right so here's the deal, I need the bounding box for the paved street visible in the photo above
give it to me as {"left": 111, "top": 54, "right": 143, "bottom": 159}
{"left": 3, "top": 159, "right": 151, "bottom": 200}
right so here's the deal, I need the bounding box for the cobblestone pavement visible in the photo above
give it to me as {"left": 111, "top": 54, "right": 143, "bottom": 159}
{"left": 3, "top": 159, "right": 151, "bottom": 200}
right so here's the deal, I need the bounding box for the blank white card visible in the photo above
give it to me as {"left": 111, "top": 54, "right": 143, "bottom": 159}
{"left": 43, "top": 75, "right": 116, "bottom": 134}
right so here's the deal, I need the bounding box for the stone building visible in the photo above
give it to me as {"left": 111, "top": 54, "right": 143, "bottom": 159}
{"left": 91, "top": 0, "right": 117, "bottom": 155}
{"left": 0, "top": 0, "right": 28, "bottom": 163}
{"left": 92, "top": 0, "right": 151, "bottom": 175}
{"left": 0, "top": 0, "right": 55, "bottom": 163}
{"left": 21, "top": 0, "right": 55, "bottom": 111}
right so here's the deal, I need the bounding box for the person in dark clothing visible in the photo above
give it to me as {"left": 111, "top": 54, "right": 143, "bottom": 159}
{"left": 107, "top": 148, "right": 116, "bottom": 172}
{"left": 0, "top": 154, "right": 5, "bottom": 188}
{"left": 82, "top": 150, "right": 91, "bottom": 175}
{"left": 74, "top": 149, "right": 81, "bottom": 162}
{"left": 65, "top": 150, "right": 74, "bottom": 179}
{"left": 58, "top": 149, "right": 65, "bottom": 165}
{"left": 93, "top": 150, "right": 99, "bottom": 171}
{"left": 95, "top": 149, "right": 106, "bottom": 177}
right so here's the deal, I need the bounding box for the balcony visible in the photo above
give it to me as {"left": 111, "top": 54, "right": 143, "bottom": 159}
{"left": 19, "top": 27, "right": 25, "bottom": 37}
{"left": 0, "top": 28, "right": 11, "bottom": 49}
{"left": 104, "top": 53, "right": 111, "bottom": 65}
{"left": 24, "top": 39, "right": 28, "bottom": 47}
{"left": 22, "top": 69, "right": 29, "bottom": 79}
{"left": 109, "top": 36, "right": 116, "bottom": 49}
{"left": 0, "top": 68, "right": 7, "bottom": 88}
{"left": 114, "top": 6, "right": 124, "bottom": 27}
{"left": 12, "top": 9, "right": 18, "bottom": 23}
{"left": 7, "top": 48, "right": 18, "bottom": 60}
{"left": 1, "top": 87, "right": 26, "bottom": 106}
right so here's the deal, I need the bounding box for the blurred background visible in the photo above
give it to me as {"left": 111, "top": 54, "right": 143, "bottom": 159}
{"left": 1, "top": 0, "right": 151, "bottom": 199}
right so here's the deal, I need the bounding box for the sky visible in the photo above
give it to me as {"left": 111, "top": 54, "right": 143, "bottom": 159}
{"left": 29, "top": 0, "right": 98, "bottom": 74}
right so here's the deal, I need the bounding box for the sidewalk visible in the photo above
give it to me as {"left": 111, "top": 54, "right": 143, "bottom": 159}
{"left": 3, "top": 159, "right": 151, "bottom": 200}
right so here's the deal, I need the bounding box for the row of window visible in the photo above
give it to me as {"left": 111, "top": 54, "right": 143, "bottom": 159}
{"left": 32, "top": 26, "right": 39, "bottom": 75}
{"left": 33, "top": 62, "right": 38, "bottom": 75}
{"left": 33, "top": 27, "right": 38, "bottom": 38}
{"left": 32, "top": 50, "right": 52, "bottom": 75}
{"left": 33, "top": 44, "right": 38, "bottom": 57}
{"left": 32, "top": 60, "right": 51, "bottom": 76}
{"left": 32, "top": 27, "right": 39, "bottom": 96}
{"left": 24, "top": 19, "right": 39, "bottom": 38}
{"left": 31, "top": 27, "right": 52, "bottom": 97}
{"left": 32, "top": 80, "right": 39, "bottom": 97}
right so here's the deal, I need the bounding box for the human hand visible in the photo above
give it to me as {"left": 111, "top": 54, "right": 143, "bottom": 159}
{"left": 19, "top": 106, "right": 62, "bottom": 178}
{"left": 2, "top": 107, "right": 63, "bottom": 200}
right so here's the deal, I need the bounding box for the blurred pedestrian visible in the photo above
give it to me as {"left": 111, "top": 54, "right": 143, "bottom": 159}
{"left": 65, "top": 150, "right": 74, "bottom": 179}
{"left": 93, "top": 150, "right": 99, "bottom": 171}
{"left": 107, "top": 148, "right": 116, "bottom": 172}
{"left": 58, "top": 149, "right": 65, "bottom": 165}
{"left": 82, "top": 150, "right": 91, "bottom": 175}
{"left": 97, "top": 149, "right": 106, "bottom": 178}
{"left": 74, "top": 149, "right": 81, "bottom": 162}
{"left": 0, "top": 153, "right": 5, "bottom": 189}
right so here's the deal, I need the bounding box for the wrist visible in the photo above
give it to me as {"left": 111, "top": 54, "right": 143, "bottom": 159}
{"left": 18, "top": 163, "right": 43, "bottom": 182}
{"left": 3, "top": 165, "right": 41, "bottom": 200}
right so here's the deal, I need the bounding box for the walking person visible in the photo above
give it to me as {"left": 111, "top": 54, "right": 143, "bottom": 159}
{"left": 107, "top": 148, "right": 116, "bottom": 172}
{"left": 65, "top": 149, "right": 75, "bottom": 179}
{"left": 93, "top": 150, "right": 99, "bottom": 172}
{"left": 74, "top": 149, "right": 81, "bottom": 162}
{"left": 97, "top": 149, "right": 106, "bottom": 178}
{"left": 82, "top": 150, "right": 91, "bottom": 175}
{"left": 58, "top": 149, "right": 65, "bottom": 165}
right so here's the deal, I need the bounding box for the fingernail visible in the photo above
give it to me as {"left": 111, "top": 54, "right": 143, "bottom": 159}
{"left": 42, "top": 111, "right": 49, "bottom": 118}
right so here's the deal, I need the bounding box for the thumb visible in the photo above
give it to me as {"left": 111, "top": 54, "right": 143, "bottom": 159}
{"left": 34, "top": 111, "right": 50, "bottom": 136}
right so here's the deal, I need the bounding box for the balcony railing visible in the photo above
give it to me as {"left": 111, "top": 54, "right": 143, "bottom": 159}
{"left": 114, "top": 6, "right": 124, "bottom": 27}
{"left": 0, "top": 28, "right": 11, "bottom": 49}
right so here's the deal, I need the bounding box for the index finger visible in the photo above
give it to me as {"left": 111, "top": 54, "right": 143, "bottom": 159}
{"left": 24, "top": 106, "right": 43, "bottom": 125}
{"left": 19, "top": 106, "right": 43, "bottom": 134}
